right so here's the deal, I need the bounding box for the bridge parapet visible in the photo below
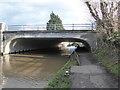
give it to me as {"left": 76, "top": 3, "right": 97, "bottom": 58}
{"left": 1, "top": 23, "right": 98, "bottom": 54}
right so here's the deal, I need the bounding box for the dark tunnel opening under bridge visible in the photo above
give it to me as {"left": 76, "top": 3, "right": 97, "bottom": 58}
{"left": 6, "top": 38, "right": 91, "bottom": 54}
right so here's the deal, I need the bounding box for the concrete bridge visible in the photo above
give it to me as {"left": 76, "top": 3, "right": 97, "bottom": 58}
{"left": 0, "top": 23, "right": 98, "bottom": 54}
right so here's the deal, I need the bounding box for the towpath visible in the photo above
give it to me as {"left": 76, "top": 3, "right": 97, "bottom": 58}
{"left": 70, "top": 51, "right": 118, "bottom": 88}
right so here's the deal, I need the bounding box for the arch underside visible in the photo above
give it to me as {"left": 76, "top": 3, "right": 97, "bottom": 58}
{"left": 5, "top": 38, "right": 91, "bottom": 54}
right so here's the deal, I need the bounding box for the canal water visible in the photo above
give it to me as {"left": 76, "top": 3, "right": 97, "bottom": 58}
{"left": 0, "top": 47, "right": 75, "bottom": 88}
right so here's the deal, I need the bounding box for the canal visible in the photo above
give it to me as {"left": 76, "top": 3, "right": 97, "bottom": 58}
{"left": 0, "top": 46, "right": 75, "bottom": 88}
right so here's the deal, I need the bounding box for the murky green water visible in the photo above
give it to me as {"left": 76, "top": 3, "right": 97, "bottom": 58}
{"left": 0, "top": 47, "right": 71, "bottom": 88}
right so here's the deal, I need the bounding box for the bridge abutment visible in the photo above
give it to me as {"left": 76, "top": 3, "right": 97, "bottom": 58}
{"left": 0, "top": 22, "right": 6, "bottom": 55}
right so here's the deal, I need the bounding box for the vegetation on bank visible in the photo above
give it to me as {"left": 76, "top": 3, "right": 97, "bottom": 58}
{"left": 85, "top": 0, "right": 120, "bottom": 76}
{"left": 93, "top": 34, "right": 120, "bottom": 76}
{"left": 44, "top": 52, "right": 79, "bottom": 88}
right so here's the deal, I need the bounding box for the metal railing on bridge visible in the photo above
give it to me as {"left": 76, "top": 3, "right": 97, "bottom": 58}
{"left": 6, "top": 23, "right": 96, "bottom": 31}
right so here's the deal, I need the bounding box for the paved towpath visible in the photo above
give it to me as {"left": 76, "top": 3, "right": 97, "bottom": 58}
{"left": 70, "top": 52, "right": 118, "bottom": 88}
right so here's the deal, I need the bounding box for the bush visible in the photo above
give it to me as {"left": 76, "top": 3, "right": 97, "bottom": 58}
{"left": 93, "top": 37, "right": 120, "bottom": 76}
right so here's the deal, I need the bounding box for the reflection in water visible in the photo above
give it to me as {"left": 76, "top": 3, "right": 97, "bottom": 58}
{"left": 0, "top": 47, "right": 74, "bottom": 88}
{"left": 0, "top": 56, "right": 3, "bottom": 89}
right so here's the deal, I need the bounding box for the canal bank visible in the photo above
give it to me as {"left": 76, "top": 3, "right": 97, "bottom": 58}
{"left": 45, "top": 51, "right": 79, "bottom": 88}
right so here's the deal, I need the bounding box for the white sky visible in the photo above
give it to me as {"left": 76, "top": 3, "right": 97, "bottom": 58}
{"left": 0, "top": 0, "right": 95, "bottom": 25}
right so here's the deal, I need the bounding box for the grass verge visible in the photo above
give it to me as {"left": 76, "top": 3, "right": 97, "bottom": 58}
{"left": 44, "top": 53, "right": 79, "bottom": 88}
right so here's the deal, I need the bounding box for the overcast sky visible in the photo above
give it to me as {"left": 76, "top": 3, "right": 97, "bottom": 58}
{"left": 0, "top": 0, "right": 95, "bottom": 25}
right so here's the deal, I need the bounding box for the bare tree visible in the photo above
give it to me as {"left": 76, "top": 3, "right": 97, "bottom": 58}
{"left": 118, "top": 1, "right": 120, "bottom": 33}
{"left": 85, "top": 0, "right": 119, "bottom": 37}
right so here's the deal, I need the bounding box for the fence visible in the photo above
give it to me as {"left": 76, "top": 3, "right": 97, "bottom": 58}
{"left": 6, "top": 23, "right": 96, "bottom": 31}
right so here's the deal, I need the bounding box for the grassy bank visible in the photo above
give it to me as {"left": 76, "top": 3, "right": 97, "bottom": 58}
{"left": 45, "top": 52, "right": 79, "bottom": 88}
{"left": 93, "top": 40, "right": 120, "bottom": 76}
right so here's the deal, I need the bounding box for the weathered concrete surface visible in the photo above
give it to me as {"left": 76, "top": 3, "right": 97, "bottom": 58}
{"left": 2, "top": 30, "right": 98, "bottom": 54}
{"left": 71, "top": 52, "right": 118, "bottom": 88}
{"left": 71, "top": 65, "right": 106, "bottom": 74}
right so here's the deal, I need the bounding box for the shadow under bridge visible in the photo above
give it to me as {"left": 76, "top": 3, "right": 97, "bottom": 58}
{"left": 8, "top": 38, "right": 91, "bottom": 53}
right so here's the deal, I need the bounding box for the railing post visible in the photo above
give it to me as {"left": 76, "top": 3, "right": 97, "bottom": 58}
{"left": 91, "top": 23, "right": 94, "bottom": 30}
{"left": 22, "top": 25, "right": 24, "bottom": 31}
{"left": 54, "top": 24, "right": 56, "bottom": 30}
{"left": 37, "top": 25, "right": 39, "bottom": 30}
{"left": 72, "top": 24, "right": 74, "bottom": 30}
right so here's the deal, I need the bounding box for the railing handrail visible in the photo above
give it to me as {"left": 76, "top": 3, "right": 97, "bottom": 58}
{"left": 6, "top": 23, "right": 96, "bottom": 31}
{"left": 8, "top": 23, "right": 95, "bottom": 25}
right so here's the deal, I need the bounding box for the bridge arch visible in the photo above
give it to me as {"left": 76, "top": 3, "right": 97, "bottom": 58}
{"left": 4, "top": 37, "right": 91, "bottom": 54}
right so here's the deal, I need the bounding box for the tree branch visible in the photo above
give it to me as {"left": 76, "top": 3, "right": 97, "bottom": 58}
{"left": 85, "top": 1, "right": 100, "bottom": 21}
